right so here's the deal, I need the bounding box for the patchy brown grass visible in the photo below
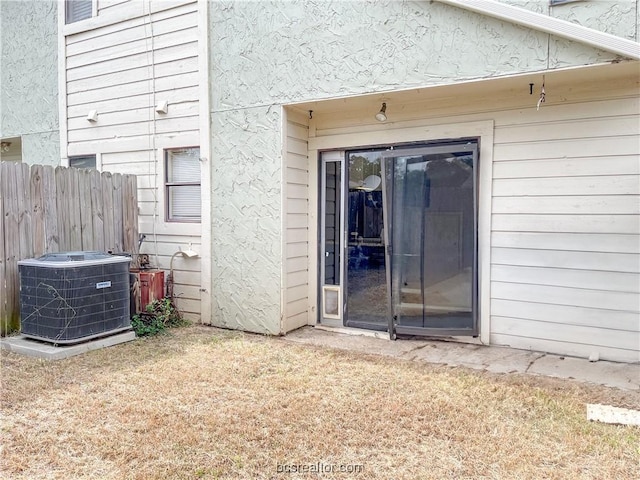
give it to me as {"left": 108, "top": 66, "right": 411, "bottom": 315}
{"left": 1, "top": 325, "right": 638, "bottom": 480}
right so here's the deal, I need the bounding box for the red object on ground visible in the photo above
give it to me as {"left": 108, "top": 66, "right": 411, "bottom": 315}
{"left": 135, "top": 270, "right": 165, "bottom": 312}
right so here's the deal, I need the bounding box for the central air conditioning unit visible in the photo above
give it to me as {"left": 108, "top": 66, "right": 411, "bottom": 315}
{"left": 18, "top": 252, "right": 131, "bottom": 344}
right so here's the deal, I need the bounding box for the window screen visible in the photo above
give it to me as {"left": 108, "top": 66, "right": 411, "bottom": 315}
{"left": 165, "top": 147, "right": 201, "bottom": 222}
{"left": 68, "top": 154, "right": 96, "bottom": 169}
{"left": 66, "top": 0, "right": 92, "bottom": 24}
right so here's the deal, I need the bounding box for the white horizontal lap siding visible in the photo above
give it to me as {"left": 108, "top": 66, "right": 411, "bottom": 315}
{"left": 97, "top": 0, "right": 131, "bottom": 16}
{"left": 66, "top": 1, "right": 201, "bottom": 320}
{"left": 490, "top": 95, "right": 640, "bottom": 363}
{"left": 136, "top": 233, "right": 203, "bottom": 321}
{"left": 283, "top": 110, "right": 310, "bottom": 333}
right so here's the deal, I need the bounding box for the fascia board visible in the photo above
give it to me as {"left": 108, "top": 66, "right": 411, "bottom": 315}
{"left": 437, "top": 0, "right": 640, "bottom": 61}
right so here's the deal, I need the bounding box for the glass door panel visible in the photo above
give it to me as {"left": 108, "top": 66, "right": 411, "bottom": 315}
{"left": 382, "top": 143, "right": 478, "bottom": 337}
{"left": 345, "top": 151, "right": 387, "bottom": 330}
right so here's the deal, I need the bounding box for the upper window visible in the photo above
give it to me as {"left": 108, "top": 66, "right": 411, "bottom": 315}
{"left": 66, "top": 0, "right": 92, "bottom": 24}
{"left": 68, "top": 154, "right": 96, "bottom": 169}
{"left": 165, "top": 147, "right": 201, "bottom": 223}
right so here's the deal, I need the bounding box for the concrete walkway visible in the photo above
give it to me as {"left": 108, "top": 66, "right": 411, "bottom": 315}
{"left": 282, "top": 326, "right": 640, "bottom": 391}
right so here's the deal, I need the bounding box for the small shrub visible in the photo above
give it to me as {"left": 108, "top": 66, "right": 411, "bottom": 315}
{"left": 131, "top": 298, "right": 188, "bottom": 337}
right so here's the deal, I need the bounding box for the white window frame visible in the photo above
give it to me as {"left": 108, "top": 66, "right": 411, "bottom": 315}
{"left": 65, "top": 0, "right": 95, "bottom": 25}
{"left": 165, "top": 147, "right": 202, "bottom": 223}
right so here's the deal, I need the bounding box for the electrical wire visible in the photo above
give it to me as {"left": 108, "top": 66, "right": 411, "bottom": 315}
{"left": 143, "top": 0, "right": 160, "bottom": 268}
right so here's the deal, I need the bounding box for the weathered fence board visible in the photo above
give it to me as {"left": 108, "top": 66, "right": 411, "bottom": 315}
{"left": 55, "top": 166, "right": 70, "bottom": 251}
{"left": 30, "top": 165, "right": 46, "bottom": 258}
{"left": 0, "top": 189, "right": 4, "bottom": 336}
{"left": 102, "top": 172, "right": 115, "bottom": 253}
{"left": 123, "top": 175, "right": 138, "bottom": 255}
{"left": 3, "top": 164, "right": 19, "bottom": 333}
{"left": 113, "top": 173, "right": 124, "bottom": 254}
{"left": 90, "top": 169, "right": 105, "bottom": 252}
{"left": 17, "top": 163, "right": 32, "bottom": 260}
{"left": 0, "top": 162, "right": 138, "bottom": 335}
{"left": 79, "top": 169, "right": 94, "bottom": 249}
{"left": 68, "top": 167, "right": 82, "bottom": 251}
{"left": 42, "top": 166, "right": 59, "bottom": 253}
{"left": 0, "top": 171, "right": 4, "bottom": 336}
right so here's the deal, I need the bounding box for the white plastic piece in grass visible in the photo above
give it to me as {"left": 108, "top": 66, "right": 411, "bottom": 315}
{"left": 587, "top": 404, "right": 640, "bottom": 426}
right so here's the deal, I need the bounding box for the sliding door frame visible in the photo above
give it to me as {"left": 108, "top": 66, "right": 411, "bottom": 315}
{"left": 308, "top": 120, "right": 494, "bottom": 344}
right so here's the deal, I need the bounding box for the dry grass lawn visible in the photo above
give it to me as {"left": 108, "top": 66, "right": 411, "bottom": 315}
{"left": 1, "top": 325, "right": 639, "bottom": 479}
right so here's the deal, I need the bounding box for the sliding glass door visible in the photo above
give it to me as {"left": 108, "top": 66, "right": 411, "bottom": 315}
{"left": 382, "top": 143, "right": 478, "bottom": 337}
{"left": 319, "top": 141, "right": 478, "bottom": 338}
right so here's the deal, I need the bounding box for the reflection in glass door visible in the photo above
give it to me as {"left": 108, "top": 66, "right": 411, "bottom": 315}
{"left": 382, "top": 143, "right": 478, "bottom": 337}
{"left": 345, "top": 151, "right": 387, "bottom": 330}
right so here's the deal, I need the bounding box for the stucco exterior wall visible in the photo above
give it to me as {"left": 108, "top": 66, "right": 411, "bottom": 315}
{"left": 210, "top": 0, "right": 616, "bottom": 111}
{"left": 0, "top": 0, "right": 59, "bottom": 165}
{"left": 210, "top": 106, "right": 283, "bottom": 334}
{"left": 208, "top": 0, "right": 617, "bottom": 334}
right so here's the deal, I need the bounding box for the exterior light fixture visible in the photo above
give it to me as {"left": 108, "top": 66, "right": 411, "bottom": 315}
{"left": 375, "top": 102, "right": 387, "bottom": 122}
{"left": 0, "top": 141, "right": 11, "bottom": 153}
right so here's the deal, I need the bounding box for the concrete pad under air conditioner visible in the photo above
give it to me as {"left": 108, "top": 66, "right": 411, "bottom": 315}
{"left": 0, "top": 331, "right": 136, "bottom": 360}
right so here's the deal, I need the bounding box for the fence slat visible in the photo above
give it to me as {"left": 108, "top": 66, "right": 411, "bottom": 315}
{"left": 123, "top": 175, "right": 139, "bottom": 258}
{"left": 102, "top": 172, "right": 115, "bottom": 253}
{"left": 78, "top": 169, "right": 94, "bottom": 250}
{"left": 30, "top": 165, "right": 46, "bottom": 257}
{"left": 130, "top": 175, "right": 139, "bottom": 259}
{"left": 0, "top": 164, "right": 6, "bottom": 332}
{"left": 113, "top": 173, "right": 124, "bottom": 254}
{"left": 2, "top": 163, "right": 20, "bottom": 334}
{"left": 42, "top": 165, "right": 59, "bottom": 253}
{"left": 90, "top": 169, "right": 105, "bottom": 252}
{"left": 69, "top": 167, "right": 82, "bottom": 250}
{"left": 17, "top": 163, "right": 33, "bottom": 260}
{"left": 55, "top": 166, "right": 69, "bottom": 251}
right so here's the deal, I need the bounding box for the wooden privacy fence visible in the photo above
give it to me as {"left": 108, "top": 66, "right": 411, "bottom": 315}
{"left": 0, "top": 162, "right": 139, "bottom": 334}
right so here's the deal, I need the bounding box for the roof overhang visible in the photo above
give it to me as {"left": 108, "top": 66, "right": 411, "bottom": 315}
{"left": 288, "top": 60, "right": 639, "bottom": 116}
{"left": 437, "top": 0, "right": 640, "bottom": 60}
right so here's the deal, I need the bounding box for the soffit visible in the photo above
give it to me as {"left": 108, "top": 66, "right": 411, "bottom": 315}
{"left": 288, "top": 60, "right": 639, "bottom": 116}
